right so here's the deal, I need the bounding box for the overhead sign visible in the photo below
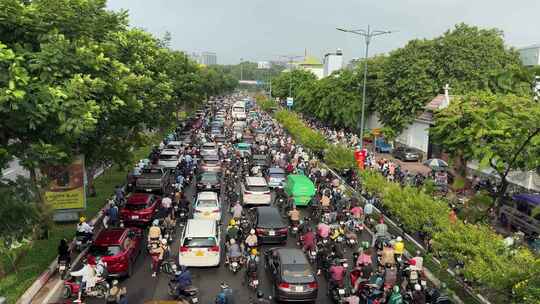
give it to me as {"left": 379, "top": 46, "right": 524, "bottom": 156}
{"left": 44, "top": 156, "right": 86, "bottom": 210}
{"left": 286, "top": 97, "right": 294, "bottom": 107}
{"left": 258, "top": 61, "right": 270, "bottom": 69}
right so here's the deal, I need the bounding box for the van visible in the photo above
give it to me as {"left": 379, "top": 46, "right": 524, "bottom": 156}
{"left": 232, "top": 101, "right": 246, "bottom": 120}
{"left": 178, "top": 219, "right": 221, "bottom": 267}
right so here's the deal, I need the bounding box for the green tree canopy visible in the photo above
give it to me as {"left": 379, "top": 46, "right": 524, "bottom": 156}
{"left": 271, "top": 69, "right": 317, "bottom": 99}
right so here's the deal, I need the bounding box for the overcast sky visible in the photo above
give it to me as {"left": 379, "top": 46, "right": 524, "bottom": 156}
{"left": 107, "top": 0, "right": 540, "bottom": 65}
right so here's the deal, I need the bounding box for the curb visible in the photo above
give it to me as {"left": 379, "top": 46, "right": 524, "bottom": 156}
{"left": 16, "top": 169, "right": 109, "bottom": 304}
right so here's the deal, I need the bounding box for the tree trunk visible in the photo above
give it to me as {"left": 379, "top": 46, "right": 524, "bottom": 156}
{"left": 496, "top": 177, "right": 510, "bottom": 208}
{"left": 86, "top": 166, "right": 97, "bottom": 197}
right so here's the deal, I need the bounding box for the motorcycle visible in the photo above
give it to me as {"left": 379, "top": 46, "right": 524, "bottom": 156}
{"left": 289, "top": 220, "right": 300, "bottom": 235}
{"left": 74, "top": 231, "right": 93, "bottom": 251}
{"left": 167, "top": 281, "right": 200, "bottom": 303}
{"left": 62, "top": 274, "right": 109, "bottom": 299}
{"left": 246, "top": 270, "right": 259, "bottom": 290}
{"left": 57, "top": 258, "right": 70, "bottom": 279}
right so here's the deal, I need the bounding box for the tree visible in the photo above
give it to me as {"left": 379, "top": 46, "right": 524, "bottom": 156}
{"left": 271, "top": 69, "right": 317, "bottom": 99}
{"left": 431, "top": 91, "right": 540, "bottom": 205}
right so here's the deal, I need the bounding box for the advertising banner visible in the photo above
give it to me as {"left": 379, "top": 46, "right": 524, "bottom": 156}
{"left": 44, "top": 156, "right": 86, "bottom": 210}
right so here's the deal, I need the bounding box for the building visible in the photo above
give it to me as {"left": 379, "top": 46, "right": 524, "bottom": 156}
{"left": 323, "top": 49, "right": 344, "bottom": 77}
{"left": 200, "top": 52, "right": 217, "bottom": 65}
{"left": 297, "top": 56, "right": 324, "bottom": 79}
{"left": 188, "top": 52, "right": 201, "bottom": 64}
{"left": 518, "top": 45, "right": 540, "bottom": 66}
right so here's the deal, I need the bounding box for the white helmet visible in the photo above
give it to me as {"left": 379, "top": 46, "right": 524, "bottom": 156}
{"left": 250, "top": 229, "right": 255, "bottom": 235}
{"left": 161, "top": 238, "right": 167, "bottom": 245}
{"left": 396, "top": 236, "right": 403, "bottom": 242}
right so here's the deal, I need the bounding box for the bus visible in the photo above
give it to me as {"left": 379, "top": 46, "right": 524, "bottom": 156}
{"left": 232, "top": 100, "right": 246, "bottom": 120}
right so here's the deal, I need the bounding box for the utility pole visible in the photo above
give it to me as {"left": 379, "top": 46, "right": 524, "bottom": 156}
{"left": 337, "top": 25, "right": 394, "bottom": 150}
{"left": 240, "top": 58, "right": 244, "bottom": 81}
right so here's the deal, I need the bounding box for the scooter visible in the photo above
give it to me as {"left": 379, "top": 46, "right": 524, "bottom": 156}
{"left": 57, "top": 257, "right": 70, "bottom": 279}
{"left": 62, "top": 274, "right": 109, "bottom": 299}
{"left": 246, "top": 270, "right": 259, "bottom": 290}
{"left": 74, "top": 231, "right": 93, "bottom": 251}
{"left": 228, "top": 257, "right": 242, "bottom": 274}
{"left": 167, "top": 281, "right": 200, "bottom": 303}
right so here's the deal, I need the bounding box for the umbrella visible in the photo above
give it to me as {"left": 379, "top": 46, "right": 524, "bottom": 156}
{"left": 423, "top": 158, "right": 448, "bottom": 168}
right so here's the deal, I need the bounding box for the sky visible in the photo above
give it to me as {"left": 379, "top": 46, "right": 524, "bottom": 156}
{"left": 107, "top": 0, "right": 540, "bottom": 65}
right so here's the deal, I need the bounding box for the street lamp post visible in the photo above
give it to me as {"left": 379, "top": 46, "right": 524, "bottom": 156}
{"left": 337, "top": 25, "right": 394, "bottom": 150}
{"left": 240, "top": 58, "right": 244, "bottom": 81}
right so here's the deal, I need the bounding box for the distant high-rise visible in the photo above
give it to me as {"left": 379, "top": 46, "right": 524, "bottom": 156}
{"left": 201, "top": 52, "right": 217, "bottom": 65}
{"left": 323, "top": 49, "right": 343, "bottom": 77}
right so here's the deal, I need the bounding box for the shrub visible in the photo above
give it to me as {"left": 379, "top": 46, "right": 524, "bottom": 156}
{"left": 325, "top": 145, "right": 356, "bottom": 171}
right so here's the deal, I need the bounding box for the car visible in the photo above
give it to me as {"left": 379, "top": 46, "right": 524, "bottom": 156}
{"left": 264, "top": 248, "right": 318, "bottom": 302}
{"left": 200, "top": 143, "right": 218, "bottom": 157}
{"left": 87, "top": 227, "right": 143, "bottom": 277}
{"left": 135, "top": 166, "right": 171, "bottom": 194}
{"left": 178, "top": 219, "right": 221, "bottom": 267}
{"left": 120, "top": 193, "right": 162, "bottom": 225}
{"left": 251, "top": 206, "right": 288, "bottom": 244}
{"left": 392, "top": 146, "right": 423, "bottom": 162}
{"left": 210, "top": 127, "right": 222, "bottom": 136}
{"left": 196, "top": 171, "right": 221, "bottom": 192}
{"left": 253, "top": 129, "right": 266, "bottom": 142}
{"left": 158, "top": 148, "right": 181, "bottom": 170}
{"left": 242, "top": 176, "right": 271, "bottom": 206}
{"left": 214, "top": 135, "right": 227, "bottom": 146}
{"left": 374, "top": 138, "right": 392, "bottom": 153}
{"left": 267, "top": 167, "right": 286, "bottom": 188}
{"left": 194, "top": 191, "right": 222, "bottom": 222}
{"left": 166, "top": 141, "right": 183, "bottom": 150}
{"left": 200, "top": 154, "right": 222, "bottom": 173}
{"left": 252, "top": 154, "right": 270, "bottom": 169}
{"left": 234, "top": 142, "right": 251, "bottom": 158}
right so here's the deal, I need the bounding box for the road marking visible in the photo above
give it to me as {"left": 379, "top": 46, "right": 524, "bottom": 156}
{"left": 41, "top": 277, "right": 63, "bottom": 304}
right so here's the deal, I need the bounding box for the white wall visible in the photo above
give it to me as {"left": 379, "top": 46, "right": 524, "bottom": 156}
{"left": 324, "top": 54, "right": 343, "bottom": 77}
{"left": 396, "top": 120, "right": 430, "bottom": 153}
{"left": 366, "top": 112, "right": 383, "bottom": 130}
{"left": 518, "top": 47, "right": 540, "bottom": 66}
{"left": 306, "top": 67, "right": 324, "bottom": 79}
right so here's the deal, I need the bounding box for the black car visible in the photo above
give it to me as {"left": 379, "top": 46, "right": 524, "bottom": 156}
{"left": 251, "top": 207, "right": 288, "bottom": 244}
{"left": 392, "top": 146, "right": 423, "bottom": 162}
{"left": 264, "top": 248, "right": 318, "bottom": 302}
{"left": 251, "top": 154, "right": 270, "bottom": 168}
{"left": 196, "top": 171, "right": 221, "bottom": 192}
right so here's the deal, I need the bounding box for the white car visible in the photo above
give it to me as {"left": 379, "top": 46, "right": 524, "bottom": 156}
{"left": 158, "top": 149, "right": 181, "bottom": 169}
{"left": 242, "top": 176, "right": 271, "bottom": 206}
{"left": 178, "top": 219, "right": 221, "bottom": 267}
{"left": 193, "top": 191, "right": 221, "bottom": 222}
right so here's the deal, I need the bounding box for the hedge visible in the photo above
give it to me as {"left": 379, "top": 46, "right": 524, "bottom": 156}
{"left": 360, "top": 170, "right": 540, "bottom": 303}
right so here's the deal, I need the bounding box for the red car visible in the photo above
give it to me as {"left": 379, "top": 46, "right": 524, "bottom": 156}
{"left": 120, "top": 193, "right": 162, "bottom": 225}
{"left": 87, "top": 227, "right": 143, "bottom": 277}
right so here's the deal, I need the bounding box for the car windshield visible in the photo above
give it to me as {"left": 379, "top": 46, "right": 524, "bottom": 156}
{"left": 197, "top": 200, "right": 218, "bottom": 208}
{"left": 282, "top": 264, "right": 313, "bottom": 283}
{"left": 125, "top": 203, "right": 149, "bottom": 210}
{"left": 247, "top": 185, "right": 269, "bottom": 192}
{"left": 258, "top": 210, "right": 285, "bottom": 228}
{"left": 141, "top": 169, "right": 162, "bottom": 178}
{"left": 270, "top": 173, "right": 286, "bottom": 179}
{"left": 204, "top": 160, "right": 219, "bottom": 165}
{"left": 89, "top": 245, "right": 122, "bottom": 257}
{"left": 159, "top": 154, "right": 178, "bottom": 160}
{"left": 233, "top": 107, "right": 244, "bottom": 112}
{"left": 183, "top": 237, "right": 217, "bottom": 248}
{"left": 200, "top": 173, "right": 218, "bottom": 182}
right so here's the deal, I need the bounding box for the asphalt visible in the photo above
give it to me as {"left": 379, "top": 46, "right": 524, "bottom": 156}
{"left": 44, "top": 172, "right": 372, "bottom": 304}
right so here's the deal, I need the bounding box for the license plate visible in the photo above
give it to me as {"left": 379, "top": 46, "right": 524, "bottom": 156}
{"left": 76, "top": 241, "right": 82, "bottom": 245}
{"left": 131, "top": 215, "right": 139, "bottom": 219}
{"left": 232, "top": 262, "right": 238, "bottom": 267}
{"left": 145, "top": 189, "right": 152, "bottom": 192}
{"left": 269, "top": 230, "right": 275, "bottom": 236}
{"left": 59, "top": 265, "right": 66, "bottom": 271}
{"left": 338, "top": 289, "right": 345, "bottom": 295}
{"left": 310, "top": 251, "right": 317, "bottom": 256}
{"left": 204, "top": 212, "right": 210, "bottom": 216}
{"left": 295, "top": 286, "right": 303, "bottom": 292}
{"left": 192, "top": 298, "right": 198, "bottom": 303}
{"left": 195, "top": 251, "right": 204, "bottom": 257}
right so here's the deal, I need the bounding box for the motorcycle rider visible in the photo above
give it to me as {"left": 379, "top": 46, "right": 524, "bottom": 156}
{"left": 328, "top": 259, "right": 346, "bottom": 290}
{"left": 412, "top": 284, "right": 426, "bottom": 304}
{"left": 244, "top": 248, "right": 259, "bottom": 285}
{"left": 149, "top": 238, "right": 167, "bottom": 277}
{"left": 287, "top": 204, "right": 300, "bottom": 226}
{"left": 387, "top": 285, "right": 404, "bottom": 304}
{"left": 254, "top": 291, "right": 271, "bottom": 304}
{"left": 393, "top": 236, "right": 405, "bottom": 260}
{"left": 231, "top": 202, "right": 243, "bottom": 220}
{"left": 317, "top": 222, "right": 331, "bottom": 239}
{"left": 76, "top": 216, "right": 93, "bottom": 240}
{"left": 244, "top": 229, "right": 258, "bottom": 252}
{"left": 226, "top": 219, "right": 240, "bottom": 243}
{"left": 148, "top": 219, "right": 162, "bottom": 243}
{"left": 70, "top": 258, "right": 97, "bottom": 303}
{"left": 171, "top": 265, "right": 192, "bottom": 298}
{"left": 226, "top": 239, "right": 242, "bottom": 264}
{"left": 58, "top": 238, "right": 71, "bottom": 264}
{"left": 302, "top": 227, "right": 317, "bottom": 252}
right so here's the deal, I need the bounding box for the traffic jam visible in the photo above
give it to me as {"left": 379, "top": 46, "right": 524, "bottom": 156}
{"left": 62, "top": 94, "right": 449, "bottom": 304}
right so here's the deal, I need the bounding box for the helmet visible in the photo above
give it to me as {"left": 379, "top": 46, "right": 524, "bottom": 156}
{"left": 250, "top": 248, "right": 258, "bottom": 256}
{"left": 414, "top": 284, "right": 421, "bottom": 291}
{"left": 229, "top": 219, "right": 236, "bottom": 226}
{"left": 161, "top": 238, "right": 167, "bottom": 245}
{"left": 396, "top": 236, "right": 403, "bottom": 242}
{"left": 257, "top": 291, "right": 264, "bottom": 298}
{"left": 393, "top": 285, "right": 400, "bottom": 293}
{"left": 79, "top": 216, "right": 86, "bottom": 223}
{"left": 112, "top": 280, "right": 119, "bottom": 286}
{"left": 220, "top": 282, "right": 229, "bottom": 289}
{"left": 250, "top": 229, "right": 255, "bottom": 235}
{"left": 152, "top": 219, "right": 159, "bottom": 226}
{"left": 230, "top": 238, "right": 236, "bottom": 245}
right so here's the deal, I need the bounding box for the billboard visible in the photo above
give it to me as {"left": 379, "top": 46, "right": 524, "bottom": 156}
{"left": 44, "top": 156, "right": 86, "bottom": 210}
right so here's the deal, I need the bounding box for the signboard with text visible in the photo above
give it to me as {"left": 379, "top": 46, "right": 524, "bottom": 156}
{"left": 44, "top": 156, "right": 86, "bottom": 211}
{"left": 287, "top": 97, "right": 294, "bottom": 107}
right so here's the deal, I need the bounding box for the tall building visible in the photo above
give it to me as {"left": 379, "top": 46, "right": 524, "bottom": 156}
{"left": 201, "top": 52, "right": 217, "bottom": 65}
{"left": 518, "top": 45, "right": 540, "bottom": 66}
{"left": 323, "top": 49, "right": 344, "bottom": 77}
